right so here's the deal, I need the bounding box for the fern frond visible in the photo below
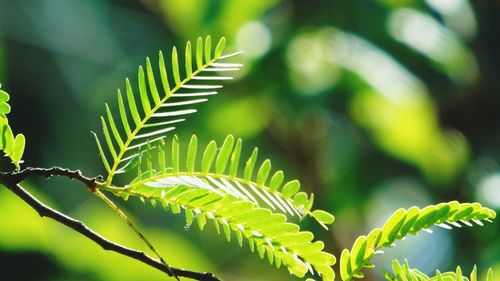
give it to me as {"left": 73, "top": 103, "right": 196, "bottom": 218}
{"left": 339, "top": 202, "right": 496, "bottom": 281}
{"left": 106, "top": 183, "right": 336, "bottom": 280}
{"left": 384, "top": 260, "right": 494, "bottom": 281}
{"left": 122, "top": 134, "right": 335, "bottom": 228}
{"left": 94, "top": 37, "right": 242, "bottom": 186}
{"left": 0, "top": 86, "right": 26, "bottom": 171}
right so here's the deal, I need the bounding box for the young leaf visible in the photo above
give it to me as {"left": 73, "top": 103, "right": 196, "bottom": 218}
{"left": 379, "top": 208, "right": 407, "bottom": 247}
{"left": 171, "top": 47, "right": 181, "bottom": 86}
{"left": 126, "top": 79, "right": 141, "bottom": 126}
{"left": 396, "top": 206, "right": 419, "bottom": 239}
{"left": 229, "top": 138, "right": 242, "bottom": 178}
{"left": 340, "top": 250, "right": 352, "bottom": 281}
{"left": 487, "top": 268, "right": 493, "bottom": 281}
{"left": 201, "top": 140, "right": 217, "bottom": 173}
{"left": 145, "top": 57, "right": 161, "bottom": 105}
{"left": 0, "top": 100, "right": 10, "bottom": 115}
{"left": 117, "top": 90, "right": 132, "bottom": 137}
{"left": 157, "top": 139, "right": 166, "bottom": 173}
{"left": 214, "top": 37, "right": 226, "bottom": 58}
{"left": 350, "top": 236, "right": 367, "bottom": 269}
{"left": 204, "top": 35, "right": 212, "bottom": 63}
{"left": 410, "top": 205, "right": 436, "bottom": 233}
{"left": 105, "top": 104, "right": 124, "bottom": 148}
{"left": 196, "top": 37, "right": 203, "bottom": 69}
{"left": 0, "top": 89, "right": 9, "bottom": 102}
{"left": 457, "top": 266, "right": 463, "bottom": 281}
{"left": 282, "top": 180, "right": 300, "bottom": 198}
{"left": 256, "top": 159, "right": 271, "bottom": 185}
{"left": 93, "top": 132, "right": 110, "bottom": 172}
{"left": 172, "top": 136, "right": 180, "bottom": 173}
{"left": 293, "top": 192, "right": 308, "bottom": 207}
{"left": 2, "top": 119, "right": 14, "bottom": 154}
{"left": 186, "top": 135, "right": 197, "bottom": 173}
{"left": 244, "top": 148, "right": 259, "bottom": 181}
{"left": 158, "top": 51, "right": 171, "bottom": 95}
{"left": 471, "top": 265, "right": 477, "bottom": 281}
{"left": 185, "top": 41, "right": 193, "bottom": 77}
{"left": 10, "top": 133, "right": 25, "bottom": 169}
{"left": 312, "top": 210, "right": 335, "bottom": 225}
{"left": 215, "top": 135, "right": 234, "bottom": 174}
{"left": 269, "top": 171, "right": 284, "bottom": 192}
{"left": 101, "top": 117, "right": 117, "bottom": 160}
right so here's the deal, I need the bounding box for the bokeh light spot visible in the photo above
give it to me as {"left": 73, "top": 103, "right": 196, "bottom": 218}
{"left": 286, "top": 32, "right": 339, "bottom": 95}
{"left": 477, "top": 173, "right": 500, "bottom": 208}
{"left": 236, "top": 21, "right": 272, "bottom": 58}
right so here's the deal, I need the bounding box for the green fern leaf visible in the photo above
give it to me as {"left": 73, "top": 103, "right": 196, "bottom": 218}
{"left": 0, "top": 86, "right": 26, "bottom": 171}
{"left": 385, "top": 260, "right": 494, "bottom": 281}
{"left": 119, "top": 134, "right": 334, "bottom": 228}
{"left": 94, "top": 37, "right": 242, "bottom": 186}
{"left": 107, "top": 183, "right": 336, "bottom": 280}
{"left": 340, "top": 202, "right": 496, "bottom": 281}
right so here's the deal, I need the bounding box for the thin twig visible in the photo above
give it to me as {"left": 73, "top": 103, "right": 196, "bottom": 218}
{"left": 0, "top": 167, "right": 222, "bottom": 281}
{"left": 94, "top": 189, "right": 180, "bottom": 281}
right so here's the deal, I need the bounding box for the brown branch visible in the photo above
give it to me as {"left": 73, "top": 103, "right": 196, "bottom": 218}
{"left": 2, "top": 167, "right": 101, "bottom": 189}
{"left": 0, "top": 167, "right": 222, "bottom": 281}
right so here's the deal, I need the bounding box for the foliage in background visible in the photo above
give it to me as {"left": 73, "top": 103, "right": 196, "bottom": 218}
{"left": 0, "top": 0, "right": 499, "bottom": 280}
{"left": 0, "top": 85, "right": 25, "bottom": 170}
{"left": 0, "top": 36, "right": 496, "bottom": 281}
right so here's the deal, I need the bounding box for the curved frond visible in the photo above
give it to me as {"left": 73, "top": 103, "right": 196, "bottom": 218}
{"left": 0, "top": 86, "right": 26, "bottom": 171}
{"left": 109, "top": 182, "right": 336, "bottom": 280}
{"left": 123, "top": 134, "right": 335, "bottom": 228}
{"left": 93, "top": 37, "right": 242, "bottom": 186}
{"left": 385, "top": 260, "right": 494, "bottom": 281}
{"left": 339, "top": 202, "right": 496, "bottom": 281}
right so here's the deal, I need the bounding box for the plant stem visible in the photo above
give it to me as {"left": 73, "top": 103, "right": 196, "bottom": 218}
{"left": 0, "top": 167, "right": 222, "bottom": 281}
{"left": 93, "top": 189, "right": 179, "bottom": 280}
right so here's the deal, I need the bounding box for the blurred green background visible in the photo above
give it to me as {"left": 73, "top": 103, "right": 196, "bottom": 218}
{"left": 0, "top": 0, "right": 499, "bottom": 280}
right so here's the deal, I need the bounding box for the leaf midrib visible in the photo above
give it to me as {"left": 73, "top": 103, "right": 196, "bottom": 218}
{"left": 123, "top": 171, "right": 304, "bottom": 215}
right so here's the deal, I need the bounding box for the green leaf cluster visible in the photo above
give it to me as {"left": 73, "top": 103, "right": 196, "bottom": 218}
{"left": 340, "top": 202, "right": 496, "bottom": 281}
{"left": 93, "top": 36, "right": 241, "bottom": 186}
{"left": 0, "top": 86, "right": 25, "bottom": 170}
{"left": 102, "top": 134, "right": 336, "bottom": 280}
{"left": 91, "top": 37, "right": 497, "bottom": 281}
{"left": 92, "top": 37, "right": 338, "bottom": 280}
{"left": 123, "top": 183, "right": 336, "bottom": 280}
{"left": 125, "top": 134, "right": 333, "bottom": 227}
{"left": 385, "top": 260, "right": 494, "bottom": 281}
